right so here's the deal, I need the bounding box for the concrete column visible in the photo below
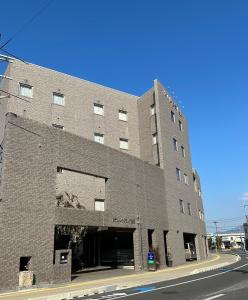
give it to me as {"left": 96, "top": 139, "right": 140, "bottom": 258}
{"left": 133, "top": 228, "right": 149, "bottom": 271}
{"left": 152, "top": 230, "right": 166, "bottom": 268}
{"left": 205, "top": 236, "right": 210, "bottom": 257}
{"left": 166, "top": 231, "right": 186, "bottom": 266}
{"left": 194, "top": 235, "right": 201, "bottom": 261}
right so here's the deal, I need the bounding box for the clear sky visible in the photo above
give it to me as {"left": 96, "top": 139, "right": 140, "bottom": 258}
{"left": 1, "top": 0, "right": 247, "bottom": 232}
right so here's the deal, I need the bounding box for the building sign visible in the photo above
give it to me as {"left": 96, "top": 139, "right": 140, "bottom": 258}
{"left": 147, "top": 251, "right": 156, "bottom": 271}
{"left": 147, "top": 252, "right": 155, "bottom": 264}
{"left": 112, "top": 217, "right": 135, "bottom": 225}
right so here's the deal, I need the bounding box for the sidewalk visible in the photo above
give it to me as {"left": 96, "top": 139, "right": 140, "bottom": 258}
{"left": 0, "top": 253, "right": 240, "bottom": 300}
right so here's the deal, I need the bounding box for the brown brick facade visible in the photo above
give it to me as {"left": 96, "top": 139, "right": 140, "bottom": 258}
{"left": 0, "top": 61, "right": 207, "bottom": 290}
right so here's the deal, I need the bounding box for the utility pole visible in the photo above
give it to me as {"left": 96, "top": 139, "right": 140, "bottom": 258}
{"left": 242, "top": 201, "right": 248, "bottom": 251}
{"left": 213, "top": 221, "right": 219, "bottom": 252}
{"left": 243, "top": 202, "right": 248, "bottom": 223}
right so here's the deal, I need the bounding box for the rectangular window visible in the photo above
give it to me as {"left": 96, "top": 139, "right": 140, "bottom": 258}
{"left": 173, "top": 138, "right": 178, "bottom": 151}
{"left": 176, "top": 168, "right": 181, "bottom": 181}
{"left": 179, "top": 120, "right": 183, "bottom": 131}
{"left": 94, "top": 133, "right": 104, "bottom": 144}
{"left": 94, "top": 103, "right": 104, "bottom": 116}
{"left": 119, "top": 110, "right": 128, "bottom": 121}
{"left": 52, "top": 124, "right": 64, "bottom": 130}
{"left": 181, "top": 146, "right": 185, "bottom": 158}
{"left": 150, "top": 104, "right": 155, "bottom": 116}
{"left": 120, "top": 138, "right": 128, "bottom": 150}
{"left": 53, "top": 92, "right": 64, "bottom": 106}
{"left": 20, "top": 83, "right": 33, "bottom": 98}
{"left": 184, "top": 173, "right": 189, "bottom": 185}
{"left": 179, "top": 199, "right": 184, "bottom": 213}
{"left": 95, "top": 199, "right": 105, "bottom": 211}
{"left": 187, "top": 203, "right": 191, "bottom": 215}
{"left": 171, "top": 111, "right": 175, "bottom": 123}
{"left": 152, "top": 133, "right": 157, "bottom": 145}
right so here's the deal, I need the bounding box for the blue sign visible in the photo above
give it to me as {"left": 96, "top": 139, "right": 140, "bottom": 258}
{"left": 147, "top": 251, "right": 155, "bottom": 262}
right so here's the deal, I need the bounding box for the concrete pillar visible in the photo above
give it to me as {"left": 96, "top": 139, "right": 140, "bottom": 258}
{"left": 205, "top": 236, "right": 210, "bottom": 257}
{"left": 133, "top": 228, "right": 149, "bottom": 271}
{"left": 194, "top": 235, "right": 201, "bottom": 261}
{"left": 152, "top": 230, "right": 167, "bottom": 268}
{"left": 166, "top": 230, "right": 186, "bottom": 266}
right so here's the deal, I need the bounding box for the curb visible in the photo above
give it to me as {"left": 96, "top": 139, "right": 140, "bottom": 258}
{"left": 190, "top": 255, "right": 241, "bottom": 275}
{"left": 27, "top": 285, "right": 118, "bottom": 300}
{"left": 2, "top": 254, "right": 239, "bottom": 300}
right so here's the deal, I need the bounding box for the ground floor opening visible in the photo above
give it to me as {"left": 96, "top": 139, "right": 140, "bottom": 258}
{"left": 54, "top": 225, "right": 134, "bottom": 277}
{"left": 183, "top": 233, "right": 197, "bottom": 261}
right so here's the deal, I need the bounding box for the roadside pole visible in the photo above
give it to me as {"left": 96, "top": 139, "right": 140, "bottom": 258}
{"left": 213, "top": 221, "right": 219, "bottom": 252}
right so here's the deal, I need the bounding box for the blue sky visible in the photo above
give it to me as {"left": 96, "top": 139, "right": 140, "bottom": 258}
{"left": 1, "top": 0, "right": 247, "bottom": 231}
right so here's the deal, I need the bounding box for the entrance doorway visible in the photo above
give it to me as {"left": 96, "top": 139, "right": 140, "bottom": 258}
{"left": 54, "top": 225, "right": 134, "bottom": 274}
{"left": 183, "top": 233, "right": 197, "bottom": 261}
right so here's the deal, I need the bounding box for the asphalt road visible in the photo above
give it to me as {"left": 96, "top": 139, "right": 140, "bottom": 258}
{"left": 76, "top": 251, "right": 248, "bottom": 300}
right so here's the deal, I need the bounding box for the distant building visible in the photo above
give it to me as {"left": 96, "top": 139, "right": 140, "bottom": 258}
{"left": 0, "top": 58, "right": 207, "bottom": 290}
{"left": 208, "top": 232, "right": 245, "bottom": 249}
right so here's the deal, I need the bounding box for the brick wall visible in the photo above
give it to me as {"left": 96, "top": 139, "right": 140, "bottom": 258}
{"left": 4, "top": 61, "right": 140, "bottom": 157}
{"left": 0, "top": 114, "right": 168, "bottom": 289}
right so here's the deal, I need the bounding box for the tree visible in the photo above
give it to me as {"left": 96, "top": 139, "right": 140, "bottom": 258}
{"left": 208, "top": 237, "right": 213, "bottom": 249}
{"left": 216, "top": 236, "right": 222, "bottom": 249}
{"left": 56, "top": 191, "right": 86, "bottom": 209}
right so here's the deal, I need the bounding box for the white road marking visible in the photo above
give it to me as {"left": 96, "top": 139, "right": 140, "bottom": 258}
{"left": 203, "top": 294, "right": 225, "bottom": 300}
{"left": 82, "top": 263, "right": 248, "bottom": 300}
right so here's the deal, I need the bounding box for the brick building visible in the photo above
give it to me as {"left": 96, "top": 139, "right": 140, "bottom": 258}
{"left": 0, "top": 58, "right": 208, "bottom": 290}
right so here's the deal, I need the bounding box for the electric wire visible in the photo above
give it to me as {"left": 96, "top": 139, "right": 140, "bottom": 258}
{"left": 0, "top": 89, "right": 31, "bottom": 103}
{"left": 0, "top": 48, "right": 27, "bottom": 64}
{"left": 0, "top": 0, "right": 55, "bottom": 50}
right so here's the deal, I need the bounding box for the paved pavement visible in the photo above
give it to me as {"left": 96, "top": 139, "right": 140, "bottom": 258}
{"left": 76, "top": 250, "right": 248, "bottom": 300}
{"left": 0, "top": 251, "right": 240, "bottom": 300}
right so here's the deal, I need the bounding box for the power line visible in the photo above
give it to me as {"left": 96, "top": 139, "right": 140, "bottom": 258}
{"left": 0, "top": 48, "right": 27, "bottom": 64}
{"left": 0, "top": 89, "right": 31, "bottom": 103}
{"left": 206, "top": 216, "right": 244, "bottom": 223}
{"left": 0, "top": 0, "right": 55, "bottom": 50}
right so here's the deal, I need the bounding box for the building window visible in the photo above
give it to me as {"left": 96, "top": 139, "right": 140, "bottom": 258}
{"left": 181, "top": 146, "right": 186, "bottom": 158}
{"left": 53, "top": 92, "right": 64, "bottom": 106}
{"left": 150, "top": 104, "right": 155, "bottom": 116}
{"left": 184, "top": 173, "right": 189, "bottom": 185}
{"left": 179, "top": 120, "right": 183, "bottom": 131}
{"left": 20, "top": 83, "right": 33, "bottom": 98}
{"left": 152, "top": 133, "right": 157, "bottom": 145}
{"left": 94, "top": 133, "right": 104, "bottom": 144}
{"left": 119, "top": 110, "right": 128, "bottom": 121}
{"left": 179, "top": 199, "right": 184, "bottom": 213}
{"left": 176, "top": 168, "right": 181, "bottom": 181}
{"left": 171, "top": 111, "right": 175, "bottom": 123}
{"left": 187, "top": 203, "right": 191, "bottom": 215}
{"left": 173, "top": 138, "right": 178, "bottom": 151}
{"left": 95, "top": 199, "right": 105, "bottom": 211}
{"left": 120, "top": 138, "right": 128, "bottom": 150}
{"left": 52, "top": 124, "right": 64, "bottom": 130}
{"left": 94, "top": 103, "right": 104, "bottom": 116}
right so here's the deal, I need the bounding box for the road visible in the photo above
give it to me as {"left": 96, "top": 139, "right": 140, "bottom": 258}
{"left": 77, "top": 251, "right": 248, "bottom": 300}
